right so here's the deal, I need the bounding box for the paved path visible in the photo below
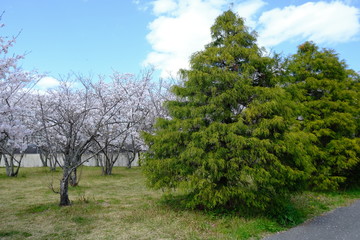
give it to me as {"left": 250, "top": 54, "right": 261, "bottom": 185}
{"left": 263, "top": 200, "right": 360, "bottom": 240}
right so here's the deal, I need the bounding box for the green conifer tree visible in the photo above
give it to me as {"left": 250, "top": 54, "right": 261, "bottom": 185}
{"left": 285, "top": 41, "right": 360, "bottom": 190}
{"left": 142, "top": 11, "right": 313, "bottom": 211}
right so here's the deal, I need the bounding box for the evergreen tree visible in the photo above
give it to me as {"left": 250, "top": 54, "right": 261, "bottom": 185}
{"left": 285, "top": 41, "right": 360, "bottom": 190}
{"left": 142, "top": 11, "right": 312, "bottom": 211}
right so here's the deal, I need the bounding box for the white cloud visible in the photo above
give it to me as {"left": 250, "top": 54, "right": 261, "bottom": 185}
{"left": 37, "top": 76, "right": 60, "bottom": 89}
{"left": 233, "top": 0, "right": 266, "bottom": 28}
{"left": 257, "top": 1, "right": 360, "bottom": 47}
{"left": 152, "top": 0, "right": 178, "bottom": 15}
{"left": 133, "top": 0, "right": 150, "bottom": 11}
{"left": 143, "top": 0, "right": 360, "bottom": 78}
{"left": 144, "top": 0, "right": 232, "bottom": 78}
{"left": 143, "top": 0, "right": 273, "bottom": 78}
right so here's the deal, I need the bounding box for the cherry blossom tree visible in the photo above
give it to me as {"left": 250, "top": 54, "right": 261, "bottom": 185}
{"left": 31, "top": 93, "right": 61, "bottom": 171}
{"left": 111, "top": 71, "right": 153, "bottom": 169}
{"left": 90, "top": 69, "right": 169, "bottom": 173}
{"left": 0, "top": 15, "right": 39, "bottom": 176}
{"left": 35, "top": 75, "right": 132, "bottom": 205}
{"left": 88, "top": 76, "right": 130, "bottom": 175}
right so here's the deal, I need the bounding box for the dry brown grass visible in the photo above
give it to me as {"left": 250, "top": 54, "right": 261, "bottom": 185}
{"left": 0, "top": 167, "right": 237, "bottom": 239}
{"left": 0, "top": 166, "right": 359, "bottom": 240}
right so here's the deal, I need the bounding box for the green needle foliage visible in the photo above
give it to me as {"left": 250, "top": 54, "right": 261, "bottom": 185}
{"left": 142, "top": 11, "right": 313, "bottom": 212}
{"left": 285, "top": 42, "right": 360, "bottom": 190}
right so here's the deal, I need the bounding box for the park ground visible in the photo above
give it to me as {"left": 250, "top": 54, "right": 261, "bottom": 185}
{"left": 1, "top": 167, "right": 360, "bottom": 240}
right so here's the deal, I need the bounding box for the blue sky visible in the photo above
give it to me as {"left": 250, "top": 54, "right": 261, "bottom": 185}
{"left": 1, "top": 0, "right": 360, "bottom": 88}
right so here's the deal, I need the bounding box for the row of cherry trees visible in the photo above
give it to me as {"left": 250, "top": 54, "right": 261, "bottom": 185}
{"left": 34, "top": 72, "right": 170, "bottom": 205}
{"left": 0, "top": 19, "right": 171, "bottom": 205}
{"left": 2, "top": 70, "right": 170, "bottom": 205}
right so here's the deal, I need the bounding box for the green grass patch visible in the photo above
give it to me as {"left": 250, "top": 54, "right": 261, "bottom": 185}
{"left": 71, "top": 216, "right": 92, "bottom": 224}
{"left": 0, "top": 166, "right": 359, "bottom": 240}
{"left": 221, "top": 218, "right": 284, "bottom": 239}
{"left": 23, "top": 203, "right": 55, "bottom": 214}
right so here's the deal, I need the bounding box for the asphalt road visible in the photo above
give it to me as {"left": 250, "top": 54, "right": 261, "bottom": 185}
{"left": 263, "top": 200, "right": 360, "bottom": 240}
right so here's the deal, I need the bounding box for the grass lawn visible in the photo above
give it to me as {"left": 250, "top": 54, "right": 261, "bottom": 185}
{"left": 0, "top": 166, "right": 359, "bottom": 240}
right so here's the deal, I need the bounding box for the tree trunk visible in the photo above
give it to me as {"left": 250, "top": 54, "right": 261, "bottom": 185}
{"left": 49, "top": 155, "right": 56, "bottom": 171}
{"left": 13, "top": 154, "right": 22, "bottom": 176}
{"left": 126, "top": 151, "right": 137, "bottom": 169}
{"left": 39, "top": 152, "right": 48, "bottom": 167}
{"left": 59, "top": 166, "right": 71, "bottom": 206}
{"left": 4, "top": 154, "right": 18, "bottom": 177}
{"left": 127, "top": 159, "right": 132, "bottom": 168}
{"left": 102, "top": 161, "right": 113, "bottom": 175}
{"left": 60, "top": 177, "right": 71, "bottom": 206}
{"left": 104, "top": 164, "right": 112, "bottom": 175}
{"left": 49, "top": 154, "right": 59, "bottom": 172}
{"left": 95, "top": 153, "right": 100, "bottom": 167}
{"left": 138, "top": 152, "right": 141, "bottom": 167}
{"left": 102, "top": 153, "right": 114, "bottom": 175}
{"left": 69, "top": 167, "right": 78, "bottom": 187}
{"left": 4, "top": 155, "right": 12, "bottom": 176}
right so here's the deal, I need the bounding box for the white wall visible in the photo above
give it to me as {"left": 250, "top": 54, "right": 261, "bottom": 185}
{"left": 0, "top": 153, "right": 139, "bottom": 168}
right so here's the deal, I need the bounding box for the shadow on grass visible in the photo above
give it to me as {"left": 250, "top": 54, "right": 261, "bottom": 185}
{"left": 0, "top": 230, "right": 32, "bottom": 238}
{"left": 0, "top": 172, "right": 27, "bottom": 179}
{"left": 18, "top": 197, "right": 103, "bottom": 217}
{"left": 159, "top": 193, "right": 307, "bottom": 227}
{"left": 341, "top": 185, "right": 360, "bottom": 198}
